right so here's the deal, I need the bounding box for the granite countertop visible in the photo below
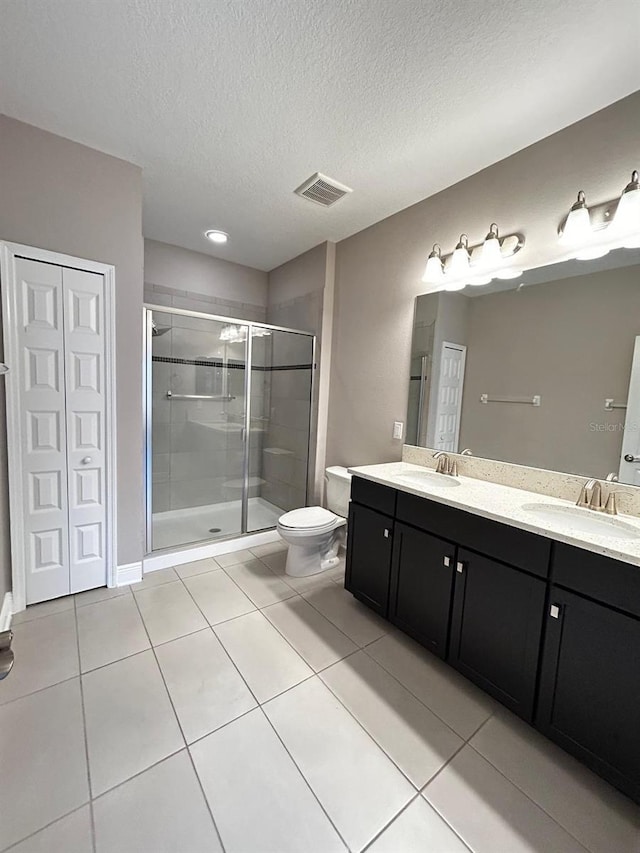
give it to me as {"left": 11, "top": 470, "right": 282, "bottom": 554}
{"left": 348, "top": 461, "right": 640, "bottom": 567}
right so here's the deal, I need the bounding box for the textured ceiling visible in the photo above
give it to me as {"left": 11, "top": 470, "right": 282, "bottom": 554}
{"left": 1, "top": 0, "right": 639, "bottom": 271}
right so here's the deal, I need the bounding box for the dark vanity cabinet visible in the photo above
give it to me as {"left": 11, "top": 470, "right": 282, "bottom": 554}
{"left": 345, "top": 477, "right": 396, "bottom": 616}
{"left": 537, "top": 545, "right": 640, "bottom": 802}
{"left": 345, "top": 475, "right": 640, "bottom": 803}
{"left": 389, "top": 524, "right": 455, "bottom": 658}
{"left": 449, "top": 549, "right": 546, "bottom": 720}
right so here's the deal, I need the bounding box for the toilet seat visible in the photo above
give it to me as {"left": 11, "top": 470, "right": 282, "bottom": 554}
{"left": 278, "top": 506, "right": 341, "bottom": 534}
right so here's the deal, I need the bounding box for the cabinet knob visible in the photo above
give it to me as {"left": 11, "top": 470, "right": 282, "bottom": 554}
{"left": 456, "top": 561, "right": 464, "bottom": 573}
{"left": 443, "top": 556, "right": 451, "bottom": 567}
{"left": 383, "top": 528, "right": 391, "bottom": 539}
{"left": 550, "top": 604, "right": 561, "bottom": 619}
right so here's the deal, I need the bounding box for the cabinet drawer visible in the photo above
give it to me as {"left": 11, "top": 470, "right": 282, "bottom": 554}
{"left": 351, "top": 476, "right": 397, "bottom": 516}
{"left": 552, "top": 544, "right": 640, "bottom": 619}
{"left": 397, "top": 492, "right": 551, "bottom": 577}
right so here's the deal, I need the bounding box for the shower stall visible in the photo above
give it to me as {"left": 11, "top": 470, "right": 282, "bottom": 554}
{"left": 144, "top": 306, "right": 315, "bottom": 553}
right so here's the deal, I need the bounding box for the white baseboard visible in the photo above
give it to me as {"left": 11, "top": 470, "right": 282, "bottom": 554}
{"left": 115, "top": 561, "right": 143, "bottom": 587}
{"left": 0, "top": 592, "right": 14, "bottom": 631}
{"left": 143, "top": 529, "right": 281, "bottom": 574}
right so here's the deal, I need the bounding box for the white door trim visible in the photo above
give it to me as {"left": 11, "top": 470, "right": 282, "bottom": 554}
{"left": 0, "top": 242, "right": 117, "bottom": 612}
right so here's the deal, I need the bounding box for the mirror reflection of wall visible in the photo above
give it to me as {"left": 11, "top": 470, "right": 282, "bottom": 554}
{"left": 407, "top": 251, "right": 640, "bottom": 484}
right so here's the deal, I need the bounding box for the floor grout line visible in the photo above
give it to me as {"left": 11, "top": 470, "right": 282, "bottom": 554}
{"left": 72, "top": 596, "right": 97, "bottom": 853}
{"left": 129, "top": 590, "right": 229, "bottom": 853}
{"left": 0, "top": 803, "right": 93, "bottom": 853}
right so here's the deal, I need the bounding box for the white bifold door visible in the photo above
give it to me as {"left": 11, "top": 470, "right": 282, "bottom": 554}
{"left": 5, "top": 254, "right": 112, "bottom": 605}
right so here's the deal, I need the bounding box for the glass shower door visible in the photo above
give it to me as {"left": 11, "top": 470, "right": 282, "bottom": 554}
{"left": 247, "top": 327, "right": 314, "bottom": 532}
{"left": 147, "top": 309, "right": 248, "bottom": 550}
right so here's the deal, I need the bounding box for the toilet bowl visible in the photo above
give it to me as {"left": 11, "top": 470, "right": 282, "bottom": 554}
{"left": 277, "top": 466, "right": 352, "bottom": 577}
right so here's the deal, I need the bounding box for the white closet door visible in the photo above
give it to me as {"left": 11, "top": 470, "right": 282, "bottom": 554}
{"left": 433, "top": 342, "right": 466, "bottom": 452}
{"left": 63, "top": 267, "right": 107, "bottom": 593}
{"left": 14, "top": 257, "right": 71, "bottom": 603}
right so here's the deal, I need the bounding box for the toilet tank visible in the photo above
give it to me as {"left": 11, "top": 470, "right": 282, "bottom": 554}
{"left": 325, "top": 466, "right": 352, "bottom": 518}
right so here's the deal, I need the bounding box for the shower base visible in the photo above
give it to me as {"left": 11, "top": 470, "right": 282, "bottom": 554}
{"left": 152, "top": 497, "right": 283, "bottom": 552}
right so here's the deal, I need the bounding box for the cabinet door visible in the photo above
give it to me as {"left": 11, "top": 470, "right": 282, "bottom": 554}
{"left": 389, "top": 523, "right": 455, "bottom": 658}
{"left": 450, "top": 549, "right": 546, "bottom": 721}
{"left": 345, "top": 503, "right": 393, "bottom": 616}
{"left": 537, "top": 588, "right": 640, "bottom": 803}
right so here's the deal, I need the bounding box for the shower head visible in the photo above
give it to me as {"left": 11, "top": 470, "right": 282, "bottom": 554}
{"left": 151, "top": 322, "right": 171, "bottom": 337}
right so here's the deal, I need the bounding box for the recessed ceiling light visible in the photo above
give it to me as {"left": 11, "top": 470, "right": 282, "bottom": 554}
{"left": 205, "top": 230, "right": 228, "bottom": 244}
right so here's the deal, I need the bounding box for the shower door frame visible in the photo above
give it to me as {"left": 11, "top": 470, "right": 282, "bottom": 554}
{"left": 143, "top": 304, "right": 316, "bottom": 556}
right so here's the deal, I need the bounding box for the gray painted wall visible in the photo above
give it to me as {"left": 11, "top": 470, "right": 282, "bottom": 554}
{"left": 327, "top": 91, "right": 640, "bottom": 469}
{"left": 0, "top": 115, "right": 144, "bottom": 598}
{"left": 144, "top": 239, "right": 268, "bottom": 321}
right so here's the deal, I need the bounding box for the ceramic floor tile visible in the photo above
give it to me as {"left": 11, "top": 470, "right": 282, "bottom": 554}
{"left": 93, "top": 750, "right": 221, "bottom": 853}
{"left": 321, "top": 651, "right": 463, "bottom": 788}
{"left": 8, "top": 806, "right": 93, "bottom": 853}
{"left": 184, "top": 570, "right": 256, "bottom": 625}
{"left": 133, "top": 566, "right": 179, "bottom": 590}
{"left": 83, "top": 650, "right": 183, "bottom": 796}
{"left": 175, "top": 557, "right": 219, "bottom": 579}
{"left": 250, "top": 540, "right": 287, "bottom": 558}
{"left": 0, "top": 610, "right": 79, "bottom": 705}
{"left": 263, "top": 595, "right": 358, "bottom": 672}
{"left": 424, "top": 746, "right": 588, "bottom": 853}
{"left": 470, "top": 711, "right": 640, "bottom": 853}
{"left": 0, "top": 680, "right": 89, "bottom": 850}
{"left": 190, "top": 709, "right": 346, "bottom": 853}
{"left": 77, "top": 594, "right": 150, "bottom": 672}
{"left": 366, "top": 632, "right": 495, "bottom": 739}
{"left": 366, "top": 797, "right": 470, "bottom": 853}
{"left": 302, "top": 582, "right": 388, "bottom": 646}
{"left": 224, "top": 558, "right": 297, "bottom": 607}
{"left": 75, "top": 584, "right": 131, "bottom": 608}
{"left": 215, "top": 610, "right": 313, "bottom": 702}
{"left": 11, "top": 595, "right": 74, "bottom": 624}
{"left": 134, "top": 579, "right": 207, "bottom": 646}
{"left": 155, "top": 628, "right": 256, "bottom": 743}
{"left": 214, "top": 549, "right": 255, "bottom": 567}
{"left": 264, "top": 677, "right": 414, "bottom": 851}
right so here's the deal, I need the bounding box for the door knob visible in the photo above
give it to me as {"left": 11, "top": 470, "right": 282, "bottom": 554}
{"left": 81, "top": 456, "right": 92, "bottom": 465}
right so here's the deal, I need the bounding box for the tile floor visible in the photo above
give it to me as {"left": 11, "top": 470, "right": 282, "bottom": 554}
{"left": 1, "top": 541, "right": 639, "bottom": 852}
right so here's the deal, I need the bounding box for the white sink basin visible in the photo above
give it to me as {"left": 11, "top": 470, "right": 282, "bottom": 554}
{"left": 520, "top": 503, "right": 640, "bottom": 540}
{"left": 396, "top": 470, "right": 461, "bottom": 489}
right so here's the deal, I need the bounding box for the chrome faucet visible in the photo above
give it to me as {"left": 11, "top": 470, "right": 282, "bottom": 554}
{"left": 433, "top": 451, "right": 457, "bottom": 476}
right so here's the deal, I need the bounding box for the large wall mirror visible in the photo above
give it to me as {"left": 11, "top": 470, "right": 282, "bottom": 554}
{"left": 406, "top": 248, "right": 640, "bottom": 485}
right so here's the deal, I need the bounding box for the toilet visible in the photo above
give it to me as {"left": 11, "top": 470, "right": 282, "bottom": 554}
{"left": 277, "top": 466, "right": 352, "bottom": 577}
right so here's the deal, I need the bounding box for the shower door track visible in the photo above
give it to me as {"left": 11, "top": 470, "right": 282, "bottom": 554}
{"left": 143, "top": 304, "right": 316, "bottom": 556}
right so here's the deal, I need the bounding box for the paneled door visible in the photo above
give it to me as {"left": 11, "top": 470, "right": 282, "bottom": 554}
{"left": 432, "top": 342, "right": 466, "bottom": 452}
{"left": 2, "top": 247, "right": 115, "bottom": 607}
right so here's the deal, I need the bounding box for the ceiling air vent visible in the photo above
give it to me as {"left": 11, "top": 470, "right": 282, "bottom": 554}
{"left": 294, "top": 172, "right": 353, "bottom": 207}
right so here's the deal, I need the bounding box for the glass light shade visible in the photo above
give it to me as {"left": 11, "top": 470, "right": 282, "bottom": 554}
{"left": 449, "top": 245, "right": 471, "bottom": 276}
{"left": 468, "top": 274, "right": 492, "bottom": 287}
{"left": 494, "top": 268, "right": 523, "bottom": 280}
{"left": 613, "top": 182, "right": 640, "bottom": 248}
{"left": 575, "top": 245, "right": 610, "bottom": 261}
{"left": 559, "top": 205, "right": 592, "bottom": 246}
{"left": 422, "top": 254, "right": 444, "bottom": 283}
{"left": 444, "top": 279, "right": 467, "bottom": 292}
{"left": 480, "top": 235, "right": 503, "bottom": 268}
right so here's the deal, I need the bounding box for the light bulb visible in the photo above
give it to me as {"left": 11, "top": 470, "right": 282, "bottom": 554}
{"left": 468, "top": 274, "right": 492, "bottom": 287}
{"left": 559, "top": 192, "right": 592, "bottom": 246}
{"left": 575, "top": 245, "right": 610, "bottom": 261}
{"left": 205, "top": 230, "right": 229, "bottom": 244}
{"left": 480, "top": 223, "right": 503, "bottom": 269}
{"left": 612, "top": 170, "right": 640, "bottom": 248}
{"left": 422, "top": 244, "right": 444, "bottom": 283}
{"left": 444, "top": 279, "right": 467, "bottom": 292}
{"left": 449, "top": 234, "right": 471, "bottom": 276}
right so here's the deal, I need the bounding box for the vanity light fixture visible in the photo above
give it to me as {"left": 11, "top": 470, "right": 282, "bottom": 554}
{"left": 558, "top": 168, "right": 640, "bottom": 258}
{"left": 205, "top": 229, "right": 229, "bottom": 244}
{"left": 421, "top": 244, "right": 445, "bottom": 283}
{"left": 421, "top": 225, "right": 525, "bottom": 291}
{"left": 612, "top": 170, "right": 640, "bottom": 249}
{"left": 449, "top": 234, "right": 471, "bottom": 276}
